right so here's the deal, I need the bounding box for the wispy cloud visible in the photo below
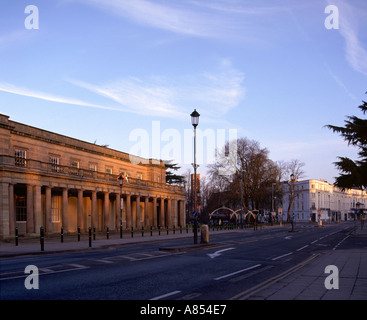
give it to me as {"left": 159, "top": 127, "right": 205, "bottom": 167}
{"left": 0, "top": 82, "right": 121, "bottom": 111}
{"left": 67, "top": 59, "right": 245, "bottom": 120}
{"left": 330, "top": 0, "right": 367, "bottom": 76}
{"left": 77, "top": 0, "right": 284, "bottom": 39}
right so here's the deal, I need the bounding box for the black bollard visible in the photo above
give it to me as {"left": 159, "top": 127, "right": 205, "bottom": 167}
{"left": 40, "top": 227, "right": 44, "bottom": 252}
{"left": 150, "top": 226, "right": 153, "bottom": 236}
{"left": 89, "top": 227, "right": 92, "bottom": 247}
{"left": 77, "top": 226, "right": 81, "bottom": 241}
{"left": 106, "top": 227, "right": 109, "bottom": 239}
{"left": 142, "top": 226, "right": 144, "bottom": 237}
{"left": 167, "top": 226, "right": 169, "bottom": 235}
{"left": 93, "top": 227, "right": 96, "bottom": 240}
{"left": 173, "top": 225, "right": 175, "bottom": 234}
{"left": 131, "top": 226, "right": 133, "bottom": 238}
{"left": 158, "top": 225, "right": 161, "bottom": 236}
{"left": 15, "top": 227, "right": 18, "bottom": 246}
{"left": 120, "top": 223, "right": 123, "bottom": 239}
{"left": 61, "top": 226, "right": 64, "bottom": 243}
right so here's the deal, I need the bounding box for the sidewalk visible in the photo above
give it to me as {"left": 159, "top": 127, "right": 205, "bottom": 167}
{"left": 0, "top": 227, "right": 244, "bottom": 258}
{"left": 242, "top": 226, "right": 367, "bottom": 300}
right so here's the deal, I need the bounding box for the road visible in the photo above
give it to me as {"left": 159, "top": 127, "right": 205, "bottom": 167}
{"left": 0, "top": 222, "right": 356, "bottom": 300}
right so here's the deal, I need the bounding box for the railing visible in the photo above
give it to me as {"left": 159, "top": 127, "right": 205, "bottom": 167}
{"left": 0, "top": 155, "right": 184, "bottom": 192}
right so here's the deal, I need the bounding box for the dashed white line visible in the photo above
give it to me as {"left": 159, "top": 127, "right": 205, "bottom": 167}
{"left": 149, "top": 290, "right": 182, "bottom": 300}
{"left": 214, "top": 264, "right": 262, "bottom": 281}
{"left": 296, "top": 245, "right": 309, "bottom": 251}
{"left": 271, "top": 252, "right": 293, "bottom": 261}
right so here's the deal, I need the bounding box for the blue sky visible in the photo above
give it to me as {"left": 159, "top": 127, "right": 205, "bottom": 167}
{"left": 1, "top": 0, "right": 366, "bottom": 183}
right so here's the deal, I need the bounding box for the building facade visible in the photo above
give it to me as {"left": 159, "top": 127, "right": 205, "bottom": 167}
{"left": 0, "top": 114, "right": 186, "bottom": 238}
{"left": 282, "top": 179, "right": 366, "bottom": 223}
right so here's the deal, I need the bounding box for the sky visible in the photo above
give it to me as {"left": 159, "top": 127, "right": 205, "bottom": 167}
{"left": 0, "top": 0, "right": 366, "bottom": 184}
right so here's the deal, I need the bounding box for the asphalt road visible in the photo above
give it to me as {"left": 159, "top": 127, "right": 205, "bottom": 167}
{"left": 0, "top": 222, "right": 356, "bottom": 300}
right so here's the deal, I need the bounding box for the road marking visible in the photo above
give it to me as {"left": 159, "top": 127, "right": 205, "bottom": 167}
{"left": 229, "top": 265, "right": 274, "bottom": 283}
{"left": 333, "top": 234, "right": 350, "bottom": 250}
{"left": 207, "top": 247, "right": 235, "bottom": 259}
{"left": 214, "top": 264, "right": 262, "bottom": 281}
{"left": 311, "top": 240, "right": 318, "bottom": 244}
{"left": 271, "top": 252, "right": 293, "bottom": 261}
{"left": 149, "top": 290, "right": 182, "bottom": 300}
{"left": 296, "top": 245, "right": 309, "bottom": 251}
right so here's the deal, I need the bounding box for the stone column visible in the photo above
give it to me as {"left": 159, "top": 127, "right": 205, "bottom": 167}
{"left": 62, "top": 188, "right": 69, "bottom": 232}
{"left": 136, "top": 195, "right": 141, "bottom": 228}
{"left": 91, "top": 191, "right": 97, "bottom": 230}
{"left": 172, "top": 199, "right": 178, "bottom": 227}
{"left": 115, "top": 193, "right": 121, "bottom": 230}
{"left": 77, "top": 189, "right": 83, "bottom": 231}
{"left": 8, "top": 184, "right": 14, "bottom": 236}
{"left": 126, "top": 194, "right": 131, "bottom": 229}
{"left": 45, "top": 186, "right": 52, "bottom": 233}
{"left": 167, "top": 198, "right": 172, "bottom": 228}
{"left": 33, "top": 185, "right": 42, "bottom": 232}
{"left": 26, "top": 184, "right": 34, "bottom": 233}
{"left": 153, "top": 197, "right": 157, "bottom": 227}
{"left": 0, "top": 182, "right": 10, "bottom": 238}
{"left": 104, "top": 192, "right": 109, "bottom": 230}
{"left": 144, "top": 197, "right": 149, "bottom": 227}
{"left": 180, "top": 200, "right": 185, "bottom": 227}
{"left": 160, "top": 198, "right": 165, "bottom": 227}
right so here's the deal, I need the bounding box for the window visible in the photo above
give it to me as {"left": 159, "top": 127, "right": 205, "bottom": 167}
{"left": 50, "top": 156, "right": 60, "bottom": 172}
{"left": 106, "top": 167, "right": 113, "bottom": 174}
{"left": 89, "top": 163, "right": 97, "bottom": 172}
{"left": 137, "top": 173, "right": 143, "bottom": 180}
{"left": 70, "top": 160, "right": 80, "bottom": 175}
{"left": 15, "top": 149, "right": 27, "bottom": 167}
{"left": 70, "top": 160, "right": 79, "bottom": 168}
{"left": 51, "top": 196, "right": 61, "bottom": 222}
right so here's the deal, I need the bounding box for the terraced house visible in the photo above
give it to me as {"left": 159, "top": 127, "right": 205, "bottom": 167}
{"left": 0, "top": 114, "right": 186, "bottom": 239}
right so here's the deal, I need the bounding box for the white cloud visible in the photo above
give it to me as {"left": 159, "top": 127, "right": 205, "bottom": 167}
{"left": 67, "top": 60, "right": 245, "bottom": 120}
{"left": 329, "top": 0, "right": 367, "bottom": 76}
{"left": 0, "top": 82, "right": 120, "bottom": 111}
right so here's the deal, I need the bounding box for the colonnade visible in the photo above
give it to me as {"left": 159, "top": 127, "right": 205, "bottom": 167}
{"left": 1, "top": 182, "right": 185, "bottom": 236}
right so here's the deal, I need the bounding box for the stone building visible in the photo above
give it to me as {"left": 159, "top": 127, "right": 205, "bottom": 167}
{"left": 282, "top": 179, "right": 366, "bottom": 223}
{"left": 0, "top": 114, "right": 186, "bottom": 238}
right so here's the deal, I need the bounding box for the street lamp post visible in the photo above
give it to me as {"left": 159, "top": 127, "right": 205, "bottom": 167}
{"left": 191, "top": 109, "right": 200, "bottom": 244}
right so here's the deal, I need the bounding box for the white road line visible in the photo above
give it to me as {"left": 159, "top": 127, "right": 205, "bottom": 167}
{"left": 311, "top": 240, "right": 318, "bottom": 244}
{"left": 333, "top": 235, "right": 350, "bottom": 250}
{"left": 296, "top": 245, "right": 309, "bottom": 251}
{"left": 214, "top": 264, "right": 262, "bottom": 281}
{"left": 149, "top": 290, "right": 182, "bottom": 300}
{"left": 271, "top": 252, "right": 293, "bottom": 261}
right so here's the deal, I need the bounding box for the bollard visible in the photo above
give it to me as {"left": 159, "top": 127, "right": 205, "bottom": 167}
{"left": 78, "top": 226, "right": 81, "bottom": 241}
{"left": 120, "top": 223, "right": 123, "bottom": 239}
{"left": 93, "top": 227, "right": 96, "bottom": 240}
{"left": 186, "top": 225, "right": 188, "bottom": 233}
{"left": 173, "top": 225, "right": 175, "bottom": 234}
{"left": 131, "top": 226, "right": 134, "bottom": 238}
{"left": 158, "top": 225, "right": 161, "bottom": 236}
{"left": 150, "top": 226, "right": 153, "bottom": 236}
{"left": 142, "top": 226, "right": 144, "bottom": 237}
{"left": 180, "top": 225, "right": 182, "bottom": 234}
{"left": 167, "top": 226, "right": 169, "bottom": 235}
{"left": 88, "top": 227, "right": 92, "bottom": 247}
{"left": 61, "top": 227, "right": 64, "bottom": 243}
{"left": 40, "top": 227, "right": 44, "bottom": 252}
{"left": 106, "top": 227, "right": 109, "bottom": 239}
{"left": 15, "top": 227, "right": 18, "bottom": 246}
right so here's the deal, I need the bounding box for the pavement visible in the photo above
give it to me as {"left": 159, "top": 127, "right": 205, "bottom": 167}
{"left": 240, "top": 226, "right": 367, "bottom": 300}
{"left": 1, "top": 223, "right": 366, "bottom": 300}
